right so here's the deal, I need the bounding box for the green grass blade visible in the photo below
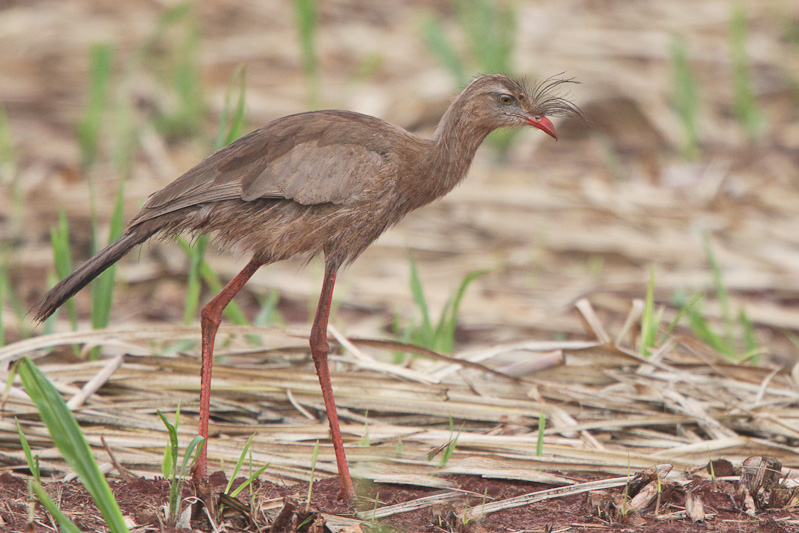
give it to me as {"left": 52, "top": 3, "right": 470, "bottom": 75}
{"left": 77, "top": 44, "right": 115, "bottom": 168}
{"left": 439, "top": 422, "right": 463, "bottom": 467}
{"left": 3, "top": 258, "right": 30, "bottom": 339}
{"left": 294, "top": 0, "right": 320, "bottom": 108}
{"left": 15, "top": 418, "right": 40, "bottom": 481}
{"left": 421, "top": 16, "right": 466, "bottom": 86}
{"left": 30, "top": 480, "right": 83, "bottom": 533}
{"left": 434, "top": 269, "right": 487, "bottom": 353}
{"left": 455, "top": 0, "right": 515, "bottom": 74}
{"left": 730, "top": 5, "right": 762, "bottom": 139}
{"left": 225, "top": 434, "right": 257, "bottom": 494}
{"left": 215, "top": 64, "right": 248, "bottom": 148}
{"left": 162, "top": 439, "right": 174, "bottom": 479}
{"left": 253, "top": 291, "right": 282, "bottom": 327}
{"left": 0, "top": 102, "right": 16, "bottom": 181}
{"left": 228, "top": 463, "right": 269, "bottom": 499}
{"left": 688, "top": 301, "right": 732, "bottom": 356}
{"left": 307, "top": 440, "right": 320, "bottom": 507}
{"left": 18, "top": 357, "right": 128, "bottom": 532}
{"left": 0, "top": 268, "right": 4, "bottom": 346}
{"left": 181, "top": 235, "right": 207, "bottom": 325}
{"left": 90, "top": 180, "right": 126, "bottom": 334}
{"left": 703, "top": 235, "right": 733, "bottom": 346}
{"left": 50, "top": 211, "right": 78, "bottom": 330}
{"left": 738, "top": 309, "right": 759, "bottom": 360}
{"left": 408, "top": 255, "right": 433, "bottom": 347}
{"left": 179, "top": 435, "right": 205, "bottom": 475}
{"left": 670, "top": 34, "right": 701, "bottom": 159}
{"left": 640, "top": 265, "right": 658, "bottom": 356}
{"left": 658, "top": 292, "right": 703, "bottom": 344}
{"left": 536, "top": 412, "right": 545, "bottom": 457}
{"left": 144, "top": 3, "right": 204, "bottom": 139}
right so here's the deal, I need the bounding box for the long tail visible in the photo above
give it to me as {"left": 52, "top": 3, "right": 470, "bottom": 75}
{"left": 34, "top": 226, "right": 158, "bottom": 323}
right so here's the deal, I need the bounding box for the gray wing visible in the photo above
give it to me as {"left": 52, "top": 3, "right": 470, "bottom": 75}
{"left": 128, "top": 111, "right": 396, "bottom": 227}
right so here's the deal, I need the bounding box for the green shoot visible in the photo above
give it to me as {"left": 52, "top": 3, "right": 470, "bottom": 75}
{"left": 146, "top": 3, "right": 204, "bottom": 139}
{"left": 360, "top": 410, "right": 370, "bottom": 447}
{"left": 214, "top": 64, "right": 248, "bottom": 149}
{"left": 434, "top": 268, "right": 488, "bottom": 354}
{"left": 0, "top": 260, "right": 6, "bottom": 346}
{"left": 0, "top": 104, "right": 22, "bottom": 231}
{"left": 1, "top": 255, "right": 31, "bottom": 340}
{"left": 421, "top": 16, "right": 467, "bottom": 86}
{"left": 253, "top": 290, "right": 283, "bottom": 328}
{"left": 400, "top": 256, "right": 487, "bottom": 354}
{"left": 0, "top": 102, "right": 15, "bottom": 182}
{"left": 158, "top": 406, "right": 205, "bottom": 524}
{"left": 687, "top": 298, "right": 732, "bottom": 354}
{"left": 621, "top": 455, "right": 631, "bottom": 516}
{"left": 18, "top": 357, "right": 129, "bottom": 532}
{"left": 679, "top": 236, "right": 762, "bottom": 361}
{"left": 16, "top": 419, "right": 51, "bottom": 530}
{"left": 739, "top": 308, "right": 758, "bottom": 359}
{"left": 307, "top": 440, "right": 320, "bottom": 510}
{"left": 536, "top": 411, "right": 545, "bottom": 457}
{"left": 729, "top": 5, "right": 762, "bottom": 140}
{"left": 455, "top": 0, "right": 515, "bottom": 76}
{"left": 371, "top": 492, "right": 380, "bottom": 525}
{"left": 181, "top": 236, "right": 207, "bottom": 326}
{"left": 15, "top": 418, "right": 40, "bottom": 483}
{"left": 438, "top": 417, "right": 464, "bottom": 467}
{"left": 670, "top": 35, "right": 701, "bottom": 159}
{"left": 708, "top": 454, "right": 716, "bottom": 483}
{"left": 90, "top": 181, "right": 126, "bottom": 334}
{"left": 30, "top": 481, "right": 83, "bottom": 533}
{"left": 49, "top": 211, "right": 78, "bottom": 330}
{"left": 657, "top": 292, "right": 702, "bottom": 345}
{"left": 294, "top": 0, "right": 320, "bottom": 108}
{"left": 408, "top": 256, "right": 433, "bottom": 347}
{"left": 704, "top": 235, "right": 733, "bottom": 343}
{"left": 395, "top": 438, "right": 403, "bottom": 458}
{"left": 77, "top": 44, "right": 115, "bottom": 169}
{"left": 223, "top": 434, "right": 269, "bottom": 499}
{"left": 110, "top": 78, "right": 137, "bottom": 183}
{"left": 639, "top": 265, "right": 662, "bottom": 356}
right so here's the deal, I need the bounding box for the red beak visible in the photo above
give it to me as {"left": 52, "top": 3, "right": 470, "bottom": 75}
{"left": 526, "top": 115, "right": 557, "bottom": 140}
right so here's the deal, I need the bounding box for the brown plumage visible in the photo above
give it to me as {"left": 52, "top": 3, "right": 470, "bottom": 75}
{"left": 34, "top": 74, "right": 582, "bottom": 501}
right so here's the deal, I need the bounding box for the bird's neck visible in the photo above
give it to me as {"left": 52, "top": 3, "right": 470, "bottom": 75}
{"left": 429, "top": 96, "right": 494, "bottom": 193}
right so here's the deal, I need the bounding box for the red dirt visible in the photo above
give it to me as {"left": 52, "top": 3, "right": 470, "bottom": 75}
{"left": 1, "top": 470, "right": 796, "bottom": 532}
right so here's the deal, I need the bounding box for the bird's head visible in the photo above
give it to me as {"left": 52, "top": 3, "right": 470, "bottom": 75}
{"left": 461, "top": 74, "right": 584, "bottom": 140}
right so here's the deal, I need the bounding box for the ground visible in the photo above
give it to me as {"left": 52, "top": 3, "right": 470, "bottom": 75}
{"left": 1, "top": 470, "right": 796, "bottom": 532}
{"left": 1, "top": 0, "right": 799, "bottom": 531}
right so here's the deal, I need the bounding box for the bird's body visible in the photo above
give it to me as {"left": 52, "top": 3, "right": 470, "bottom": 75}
{"left": 34, "top": 74, "right": 581, "bottom": 502}
{"left": 139, "top": 110, "right": 437, "bottom": 266}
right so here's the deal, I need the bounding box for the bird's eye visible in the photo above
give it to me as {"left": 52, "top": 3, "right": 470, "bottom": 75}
{"left": 498, "top": 94, "right": 514, "bottom": 105}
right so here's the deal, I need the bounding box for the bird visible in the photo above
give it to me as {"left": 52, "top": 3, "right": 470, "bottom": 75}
{"left": 33, "top": 74, "right": 582, "bottom": 502}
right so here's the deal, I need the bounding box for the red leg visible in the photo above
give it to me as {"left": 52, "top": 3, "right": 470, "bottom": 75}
{"left": 192, "top": 258, "right": 263, "bottom": 484}
{"left": 310, "top": 261, "right": 356, "bottom": 502}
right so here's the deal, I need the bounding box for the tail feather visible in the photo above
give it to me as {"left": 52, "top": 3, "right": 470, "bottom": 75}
{"left": 34, "top": 228, "right": 157, "bottom": 324}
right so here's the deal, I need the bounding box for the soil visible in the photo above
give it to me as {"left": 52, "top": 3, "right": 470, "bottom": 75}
{"left": 0, "top": 469, "right": 796, "bottom": 532}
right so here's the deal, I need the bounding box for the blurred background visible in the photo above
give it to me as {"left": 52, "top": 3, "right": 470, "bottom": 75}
{"left": 1, "top": 0, "right": 799, "bottom": 366}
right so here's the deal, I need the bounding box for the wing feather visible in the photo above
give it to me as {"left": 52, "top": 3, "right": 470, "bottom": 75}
{"left": 128, "top": 111, "right": 396, "bottom": 228}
